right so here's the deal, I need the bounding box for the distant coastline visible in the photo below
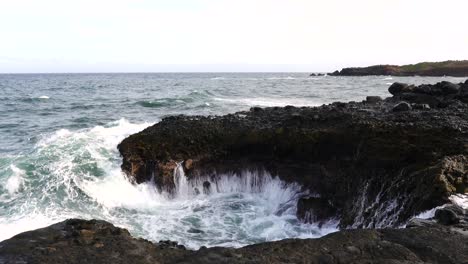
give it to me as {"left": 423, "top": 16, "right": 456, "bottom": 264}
{"left": 328, "top": 60, "right": 468, "bottom": 77}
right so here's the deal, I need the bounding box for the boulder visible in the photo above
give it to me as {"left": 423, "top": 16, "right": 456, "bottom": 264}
{"left": 413, "top": 84, "right": 433, "bottom": 94}
{"left": 436, "top": 81, "right": 460, "bottom": 95}
{"left": 434, "top": 204, "right": 465, "bottom": 225}
{"left": 388, "top": 82, "right": 409, "bottom": 95}
{"left": 365, "top": 96, "right": 382, "bottom": 103}
{"left": 392, "top": 102, "right": 412, "bottom": 112}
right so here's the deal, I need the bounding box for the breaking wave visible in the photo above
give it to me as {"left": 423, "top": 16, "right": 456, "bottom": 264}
{"left": 0, "top": 118, "right": 337, "bottom": 248}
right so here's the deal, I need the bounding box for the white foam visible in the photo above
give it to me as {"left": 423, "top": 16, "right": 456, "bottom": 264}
{"left": 38, "top": 95, "right": 50, "bottom": 99}
{"left": 0, "top": 214, "right": 55, "bottom": 241}
{"left": 80, "top": 168, "right": 164, "bottom": 209}
{"left": 4, "top": 165, "right": 25, "bottom": 194}
{"left": 0, "top": 118, "right": 339, "bottom": 249}
{"left": 214, "top": 97, "right": 320, "bottom": 107}
{"left": 450, "top": 194, "right": 468, "bottom": 209}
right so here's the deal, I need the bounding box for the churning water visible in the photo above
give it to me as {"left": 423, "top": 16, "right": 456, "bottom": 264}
{"left": 0, "top": 73, "right": 466, "bottom": 248}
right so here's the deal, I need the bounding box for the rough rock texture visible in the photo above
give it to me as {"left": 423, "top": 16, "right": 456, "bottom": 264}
{"left": 328, "top": 60, "right": 468, "bottom": 77}
{"left": 0, "top": 219, "right": 189, "bottom": 264}
{"left": 118, "top": 80, "right": 468, "bottom": 228}
{"left": 1, "top": 218, "right": 467, "bottom": 264}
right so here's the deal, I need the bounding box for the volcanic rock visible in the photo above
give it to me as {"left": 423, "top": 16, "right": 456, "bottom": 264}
{"left": 118, "top": 80, "right": 468, "bottom": 228}
{"left": 1, "top": 218, "right": 468, "bottom": 264}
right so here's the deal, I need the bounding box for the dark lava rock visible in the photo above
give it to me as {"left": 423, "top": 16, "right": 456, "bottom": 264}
{"left": 435, "top": 204, "right": 465, "bottom": 225}
{"left": 297, "top": 197, "right": 336, "bottom": 225}
{"left": 388, "top": 82, "right": 409, "bottom": 95}
{"left": 1, "top": 219, "right": 468, "bottom": 264}
{"left": 118, "top": 81, "right": 468, "bottom": 228}
{"left": 392, "top": 101, "right": 412, "bottom": 112}
{"left": 438, "top": 81, "right": 460, "bottom": 95}
{"left": 365, "top": 95, "right": 382, "bottom": 103}
{"left": 0, "top": 219, "right": 190, "bottom": 264}
{"left": 412, "top": 103, "right": 431, "bottom": 110}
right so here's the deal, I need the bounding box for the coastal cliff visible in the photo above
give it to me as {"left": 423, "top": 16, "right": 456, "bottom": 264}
{"left": 328, "top": 60, "right": 468, "bottom": 77}
{"left": 118, "top": 80, "right": 468, "bottom": 228}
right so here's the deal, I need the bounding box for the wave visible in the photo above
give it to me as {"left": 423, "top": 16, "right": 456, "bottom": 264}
{"left": 213, "top": 97, "right": 321, "bottom": 107}
{"left": 0, "top": 118, "right": 338, "bottom": 248}
{"left": 266, "top": 76, "right": 296, "bottom": 80}
{"left": 137, "top": 91, "right": 213, "bottom": 108}
{"left": 0, "top": 119, "right": 152, "bottom": 241}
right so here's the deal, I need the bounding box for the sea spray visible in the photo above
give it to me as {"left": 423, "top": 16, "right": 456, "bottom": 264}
{"left": 0, "top": 118, "right": 338, "bottom": 248}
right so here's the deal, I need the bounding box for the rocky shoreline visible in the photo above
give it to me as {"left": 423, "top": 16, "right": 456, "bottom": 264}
{"left": 118, "top": 80, "right": 468, "bottom": 228}
{"left": 328, "top": 60, "right": 468, "bottom": 77}
{"left": 1, "top": 204, "right": 467, "bottom": 263}
{"left": 1, "top": 80, "right": 467, "bottom": 263}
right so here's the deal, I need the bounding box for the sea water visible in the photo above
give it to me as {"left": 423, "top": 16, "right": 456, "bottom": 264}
{"left": 0, "top": 73, "right": 466, "bottom": 248}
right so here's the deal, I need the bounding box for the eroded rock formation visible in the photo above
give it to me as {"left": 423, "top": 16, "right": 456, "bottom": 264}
{"left": 118, "top": 80, "right": 468, "bottom": 228}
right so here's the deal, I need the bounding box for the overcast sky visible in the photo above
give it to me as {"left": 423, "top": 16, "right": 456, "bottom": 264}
{"left": 0, "top": 0, "right": 467, "bottom": 73}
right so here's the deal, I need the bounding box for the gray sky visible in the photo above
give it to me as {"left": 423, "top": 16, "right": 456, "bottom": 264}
{"left": 1, "top": 0, "right": 467, "bottom": 73}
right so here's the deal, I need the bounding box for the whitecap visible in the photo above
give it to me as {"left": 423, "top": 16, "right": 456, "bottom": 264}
{"left": 38, "top": 95, "right": 50, "bottom": 99}
{"left": 214, "top": 97, "right": 320, "bottom": 107}
{"left": 4, "top": 165, "right": 25, "bottom": 194}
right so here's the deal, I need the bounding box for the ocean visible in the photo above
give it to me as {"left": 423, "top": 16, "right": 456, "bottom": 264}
{"left": 0, "top": 73, "right": 466, "bottom": 249}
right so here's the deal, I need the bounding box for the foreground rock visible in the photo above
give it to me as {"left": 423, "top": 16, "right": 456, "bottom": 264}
{"left": 1, "top": 217, "right": 467, "bottom": 264}
{"left": 118, "top": 80, "right": 468, "bottom": 228}
{"left": 328, "top": 60, "right": 468, "bottom": 77}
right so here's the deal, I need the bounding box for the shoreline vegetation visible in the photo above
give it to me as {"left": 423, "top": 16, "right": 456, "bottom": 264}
{"left": 326, "top": 60, "right": 468, "bottom": 77}
{"left": 1, "top": 80, "right": 468, "bottom": 263}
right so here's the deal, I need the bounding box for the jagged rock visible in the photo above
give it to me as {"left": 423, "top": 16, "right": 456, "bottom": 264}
{"left": 392, "top": 101, "right": 412, "bottom": 112}
{"left": 0, "top": 219, "right": 190, "bottom": 264}
{"left": 1, "top": 219, "right": 468, "bottom": 264}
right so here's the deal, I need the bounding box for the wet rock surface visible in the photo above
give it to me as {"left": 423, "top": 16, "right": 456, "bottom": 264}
{"left": 118, "top": 80, "right": 468, "bottom": 228}
{"left": 1, "top": 217, "right": 467, "bottom": 264}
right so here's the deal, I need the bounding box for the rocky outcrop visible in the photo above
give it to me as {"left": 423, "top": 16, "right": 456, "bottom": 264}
{"left": 1, "top": 217, "right": 467, "bottom": 264}
{"left": 328, "top": 60, "right": 468, "bottom": 77}
{"left": 118, "top": 80, "right": 468, "bottom": 228}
